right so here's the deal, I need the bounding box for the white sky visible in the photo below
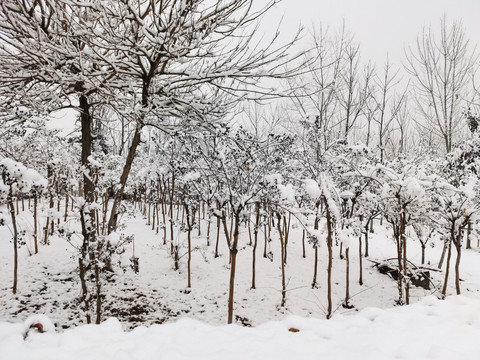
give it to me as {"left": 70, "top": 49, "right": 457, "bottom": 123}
{"left": 267, "top": 0, "right": 480, "bottom": 66}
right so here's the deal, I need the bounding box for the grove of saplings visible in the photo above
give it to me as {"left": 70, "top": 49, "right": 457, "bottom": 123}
{"left": 2, "top": 113, "right": 480, "bottom": 326}
{"left": 0, "top": 0, "right": 479, "bottom": 328}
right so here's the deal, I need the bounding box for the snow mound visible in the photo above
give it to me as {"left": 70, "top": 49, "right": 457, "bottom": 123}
{"left": 1, "top": 296, "right": 479, "bottom": 359}
{"left": 22, "top": 314, "right": 55, "bottom": 339}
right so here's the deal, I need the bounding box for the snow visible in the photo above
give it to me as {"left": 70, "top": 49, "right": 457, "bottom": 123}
{"left": 340, "top": 190, "right": 355, "bottom": 199}
{"left": 1, "top": 296, "right": 479, "bottom": 359}
{"left": 338, "top": 228, "right": 351, "bottom": 248}
{"left": 0, "top": 158, "right": 46, "bottom": 194}
{"left": 303, "top": 179, "right": 321, "bottom": 199}
{"left": 22, "top": 314, "right": 55, "bottom": 338}
{"left": 183, "top": 172, "right": 200, "bottom": 183}
{"left": 277, "top": 183, "right": 296, "bottom": 204}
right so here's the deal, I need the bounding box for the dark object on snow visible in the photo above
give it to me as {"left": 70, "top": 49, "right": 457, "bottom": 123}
{"left": 466, "top": 109, "right": 480, "bottom": 134}
{"left": 288, "top": 327, "right": 300, "bottom": 333}
{"left": 130, "top": 256, "right": 139, "bottom": 273}
{"left": 372, "top": 259, "right": 433, "bottom": 290}
{"left": 235, "top": 315, "right": 252, "bottom": 327}
{"left": 22, "top": 314, "right": 55, "bottom": 340}
{"left": 23, "top": 323, "right": 44, "bottom": 340}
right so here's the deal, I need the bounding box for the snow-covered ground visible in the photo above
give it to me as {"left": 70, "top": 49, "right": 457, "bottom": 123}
{"left": 1, "top": 204, "right": 480, "bottom": 358}
{"left": 1, "top": 295, "right": 480, "bottom": 360}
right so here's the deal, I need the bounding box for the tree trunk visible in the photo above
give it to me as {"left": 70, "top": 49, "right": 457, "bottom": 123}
{"left": 49, "top": 194, "right": 55, "bottom": 235}
{"left": 57, "top": 198, "right": 61, "bottom": 225}
{"left": 312, "top": 202, "right": 320, "bottom": 288}
{"left": 344, "top": 247, "right": 350, "bottom": 306}
{"left": 94, "top": 258, "right": 102, "bottom": 324}
{"left": 33, "top": 194, "right": 38, "bottom": 254}
{"left": 43, "top": 214, "right": 50, "bottom": 245}
{"left": 438, "top": 242, "right": 448, "bottom": 269}
{"left": 421, "top": 243, "right": 426, "bottom": 265}
{"left": 151, "top": 202, "right": 155, "bottom": 230}
{"left": 161, "top": 187, "right": 167, "bottom": 244}
{"left": 401, "top": 213, "right": 409, "bottom": 305}
{"left": 206, "top": 213, "right": 211, "bottom": 246}
{"left": 227, "top": 211, "right": 240, "bottom": 324}
{"left": 197, "top": 203, "right": 201, "bottom": 236}
{"left": 8, "top": 187, "right": 18, "bottom": 294}
{"left": 358, "top": 236, "right": 363, "bottom": 286}
{"left": 78, "top": 257, "right": 91, "bottom": 324}
{"left": 395, "top": 233, "right": 404, "bottom": 305}
{"left": 186, "top": 206, "right": 193, "bottom": 288}
{"left": 263, "top": 220, "right": 268, "bottom": 258}
{"left": 441, "top": 240, "right": 453, "bottom": 298}
{"left": 302, "top": 230, "right": 306, "bottom": 258}
{"left": 64, "top": 193, "right": 69, "bottom": 222}
{"left": 251, "top": 202, "right": 260, "bottom": 289}
{"left": 107, "top": 126, "right": 142, "bottom": 234}
{"left": 326, "top": 207, "right": 333, "bottom": 319}
{"left": 170, "top": 175, "right": 175, "bottom": 254}
{"left": 283, "top": 213, "right": 291, "bottom": 264}
{"left": 454, "top": 232, "right": 462, "bottom": 295}
{"left": 466, "top": 221, "right": 472, "bottom": 250}
{"left": 247, "top": 217, "right": 253, "bottom": 246}
{"left": 277, "top": 213, "right": 287, "bottom": 307}
{"left": 215, "top": 205, "right": 220, "bottom": 258}
{"left": 79, "top": 94, "right": 96, "bottom": 324}
{"left": 364, "top": 224, "right": 369, "bottom": 257}
{"left": 79, "top": 207, "right": 92, "bottom": 324}
{"left": 184, "top": 204, "right": 195, "bottom": 288}
{"left": 312, "top": 247, "right": 318, "bottom": 288}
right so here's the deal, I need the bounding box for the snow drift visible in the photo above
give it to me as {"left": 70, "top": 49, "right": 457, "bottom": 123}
{"left": 0, "top": 295, "right": 478, "bottom": 360}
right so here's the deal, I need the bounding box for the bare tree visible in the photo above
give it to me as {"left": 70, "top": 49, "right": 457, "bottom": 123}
{"left": 368, "top": 59, "right": 408, "bottom": 163}
{"left": 405, "top": 17, "right": 478, "bottom": 153}
{"left": 337, "top": 42, "right": 371, "bottom": 140}
{"left": 288, "top": 25, "right": 347, "bottom": 152}
{"left": 392, "top": 92, "right": 412, "bottom": 156}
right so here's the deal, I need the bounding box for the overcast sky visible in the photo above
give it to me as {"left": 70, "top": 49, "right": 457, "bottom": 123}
{"left": 267, "top": 0, "right": 480, "bottom": 66}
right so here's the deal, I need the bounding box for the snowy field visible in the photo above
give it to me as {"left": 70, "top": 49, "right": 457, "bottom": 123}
{"left": 1, "top": 206, "right": 480, "bottom": 359}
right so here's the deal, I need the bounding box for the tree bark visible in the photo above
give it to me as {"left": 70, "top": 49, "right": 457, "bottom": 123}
{"left": 438, "top": 242, "right": 448, "bottom": 269}
{"left": 312, "top": 201, "right": 320, "bottom": 288}
{"left": 454, "top": 232, "right": 462, "bottom": 295}
{"left": 326, "top": 207, "right": 333, "bottom": 319}
{"left": 364, "top": 223, "right": 370, "bottom": 257}
{"left": 277, "top": 213, "right": 287, "bottom": 307}
{"left": 227, "top": 211, "right": 240, "bottom": 324}
{"left": 79, "top": 93, "right": 96, "bottom": 324}
{"left": 8, "top": 186, "right": 18, "bottom": 294}
{"left": 344, "top": 247, "right": 350, "bottom": 306}
{"left": 215, "top": 204, "right": 221, "bottom": 258}
{"left": 107, "top": 126, "right": 142, "bottom": 234}
{"left": 358, "top": 236, "right": 363, "bottom": 286}
{"left": 401, "top": 212, "right": 409, "bottom": 305}
{"left": 441, "top": 240, "right": 453, "bottom": 298}
{"left": 466, "top": 221, "right": 472, "bottom": 250}
{"left": 33, "top": 194, "right": 38, "bottom": 254}
{"left": 251, "top": 202, "right": 260, "bottom": 289}
{"left": 302, "top": 230, "right": 306, "bottom": 258}
{"left": 421, "top": 243, "right": 426, "bottom": 265}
